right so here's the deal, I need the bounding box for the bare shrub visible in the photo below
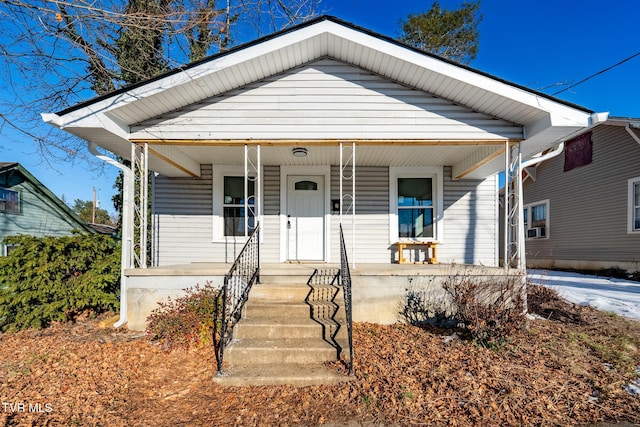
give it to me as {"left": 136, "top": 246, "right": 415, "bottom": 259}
{"left": 146, "top": 283, "right": 222, "bottom": 351}
{"left": 442, "top": 272, "right": 527, "bottom": 348}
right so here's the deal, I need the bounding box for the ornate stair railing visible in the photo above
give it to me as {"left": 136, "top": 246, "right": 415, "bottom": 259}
{"left": 339, "top": 224, "right": 354, "bottom": 375}
{"left": 214, "top": 223, "right": 260, "bottom": 374}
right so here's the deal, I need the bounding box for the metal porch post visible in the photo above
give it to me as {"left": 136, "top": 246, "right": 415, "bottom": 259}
{"left": 132, "top": 143, "right": 149, "bottom": 268}
{"left": 244, "top": 144, "right": 261, "bottom": 237}
{"left": 340, "top": 142, "right": 356, "bottom": 266}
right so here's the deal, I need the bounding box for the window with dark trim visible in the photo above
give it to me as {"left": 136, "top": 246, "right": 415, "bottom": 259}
{"left": 0, "top": 188, "right": 20, "bottom": 213}
{"left": 223, "top": 177, "right": 255, "bottom": 236}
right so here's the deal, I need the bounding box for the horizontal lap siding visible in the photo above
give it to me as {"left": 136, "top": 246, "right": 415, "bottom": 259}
{"left": 153, "top": 165, "right": 216, "bottom": 265}
{"left": 442, "top": 167, "right": 498, "bottom": 266}
{"left": 331, "top": 166, "right": 390, "bottom": 263}
{"left": 131, "top": 59, "right": 520, "bottom": 141}
{"left": 152, "top": 164, "right": 498, "bottom": 265}
{"left": 261, "top": 165, "right": 280, "bottom": 263}
{"left": 524, "top": 126, "right": 640, "bottom": 263}
{"left": 0, "top": 180, "right": 82, "bottom": 238}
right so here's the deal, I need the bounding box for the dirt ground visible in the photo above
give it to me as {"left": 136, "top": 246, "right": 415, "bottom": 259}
{"left": 1, "top": 285, "right": 640, "bottom": 426}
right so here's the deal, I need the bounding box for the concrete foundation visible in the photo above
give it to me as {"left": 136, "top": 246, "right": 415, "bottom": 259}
{"left": 122, "top": 263, "right": 518, "bottom": 331}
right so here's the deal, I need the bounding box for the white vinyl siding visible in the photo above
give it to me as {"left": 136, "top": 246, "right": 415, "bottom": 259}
{"left": 131, "top": 59, "right": 521, "bottom": 142}
{"left": 442, "top": 168, "right": 498, "bottom": 266}
{"left": 152, "top": 164, "right": 499, "bottom": 266}
{"left": 152, "top": 164, "right": 215, "bottom": 265}
{"left": 331, "top": 166, "right": 390, "bottom": 264}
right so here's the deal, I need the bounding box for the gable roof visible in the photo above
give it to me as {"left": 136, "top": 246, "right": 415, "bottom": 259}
{"left": 42, "top": 15, "right": 605, "bottom": 179}
{"left": 0, "top": 162, "right": 95, "bottom": 234}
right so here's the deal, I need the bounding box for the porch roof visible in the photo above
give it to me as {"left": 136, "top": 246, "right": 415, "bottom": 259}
{"left": 42, "top": 16, "right": 604, "bottom": 179}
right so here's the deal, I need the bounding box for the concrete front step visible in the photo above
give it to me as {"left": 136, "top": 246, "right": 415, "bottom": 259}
{"left": 234, "top": 317, "right": 323, "bottom": 339}
{"left": 218, "top": 268, "right": 349, "bottom": 386}
{"left": 249, "top": 282, "right": 311, "bottom": 300}
{"left": 224, "top": 338, "right": 338, "bottom": 365}
{"left": 243, "top": 300, "right": 311, "bottom": 319}
{"left": 213, "top": 363, "right": 349, "bottom": 387}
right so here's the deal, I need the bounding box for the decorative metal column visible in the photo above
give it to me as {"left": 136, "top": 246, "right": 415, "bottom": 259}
{"left": 340, "top": 142, "right": 356, "bottom": 265}
{"left": 505, "top": 142, "right": 525, "bottom": 270}
{"left": 132, "top": 142, "right": 149, "bottom": 268}
{"left": 244, "top": 144, "right": 261, "bottom": 237}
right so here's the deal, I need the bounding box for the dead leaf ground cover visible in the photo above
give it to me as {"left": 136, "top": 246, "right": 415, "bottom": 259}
{"left": 1, "top": 286, "right": 640, "bottom": 426}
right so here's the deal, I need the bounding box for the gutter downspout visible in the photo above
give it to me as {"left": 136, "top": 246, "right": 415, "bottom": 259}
{"left": 88, "top": 142, "right": 133, "bottom": 328}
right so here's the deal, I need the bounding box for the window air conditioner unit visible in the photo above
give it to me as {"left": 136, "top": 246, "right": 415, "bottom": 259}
{"left": 527, "top": 227, "right": 546, "bottom": 238}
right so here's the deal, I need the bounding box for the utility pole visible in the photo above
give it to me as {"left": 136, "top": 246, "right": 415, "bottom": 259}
{"left": 92, "top": 187, "right": 96, "bottom": 224}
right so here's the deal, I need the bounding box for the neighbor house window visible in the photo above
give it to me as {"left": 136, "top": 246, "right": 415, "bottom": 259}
{"left": 524, "top": 200, "right": 549, "bottom": 239}
{"left": 390, "top": 167, "right": 443, "bottom": 242}
{"left": 223, "top": 176, "right": 255, "bottom": 236}
{"left": 628, "top": 177, "right": 640, "bottom": 233}
{"left": 0, "top": 188, "right": 20, "bottom": 213}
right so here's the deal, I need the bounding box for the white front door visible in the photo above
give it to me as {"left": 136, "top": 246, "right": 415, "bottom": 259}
{"left": 287, "top": 175, "right": 324, "bottom": 261}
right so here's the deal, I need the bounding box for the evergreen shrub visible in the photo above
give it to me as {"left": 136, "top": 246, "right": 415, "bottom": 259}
{"left": 0, "top": 234, "right": 120, "bottom": 332}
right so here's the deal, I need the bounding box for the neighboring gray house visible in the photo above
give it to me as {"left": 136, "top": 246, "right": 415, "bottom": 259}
{"left": 42, "top": 16, "right": 603, "bottom": 330}
{"left": 0, "top": 162, "right": 95, "bottom": 254}
{"left": 522, "top": 118, "right": 640, "bottom": 273}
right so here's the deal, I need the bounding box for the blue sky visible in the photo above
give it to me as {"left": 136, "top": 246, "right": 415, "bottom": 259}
{"left": 4, "top": 0, "right": 640, "bottom": 215}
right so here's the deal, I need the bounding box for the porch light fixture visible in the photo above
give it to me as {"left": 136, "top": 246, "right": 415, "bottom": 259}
{"left": 291, "top": 147, "right": 308, "bottom": 157}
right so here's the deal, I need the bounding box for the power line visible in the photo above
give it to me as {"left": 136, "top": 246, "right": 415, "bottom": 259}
{"left": 552, "top": 51, "right": 640, "bottom": 96}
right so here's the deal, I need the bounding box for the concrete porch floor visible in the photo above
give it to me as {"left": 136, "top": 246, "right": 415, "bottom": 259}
{"left": 125, "top": 262, "right": 509, "bottom": 278}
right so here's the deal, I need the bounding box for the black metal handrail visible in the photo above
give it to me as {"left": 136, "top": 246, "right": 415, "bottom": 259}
{"left": 339, "top": 224, "right": 354, "bottom": 375}
{"left": 214, "top": 224, "right": 260, "bottom": 374}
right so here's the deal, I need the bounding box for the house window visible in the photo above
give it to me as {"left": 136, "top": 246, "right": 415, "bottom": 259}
{"left": 628, "top": 177, "right": 640, "bottom": 233}
{"left": 397, "top": 178, "right": 433, "bottom": 238}
{"left": 223, "top": 176, "right": 255, "bottom": 236}
{"left": 524, "top": 200, "right": 549, "bottom": 239}
{"left": 0, "top": 188, "right": 20, "bottom": 213}
{"left": 390, "top": 166, "right": 443, "bottom": 242}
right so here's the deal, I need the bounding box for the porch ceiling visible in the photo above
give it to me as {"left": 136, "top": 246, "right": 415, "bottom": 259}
{"left": 42, "top": 16, "right": 600, "bottom": 180}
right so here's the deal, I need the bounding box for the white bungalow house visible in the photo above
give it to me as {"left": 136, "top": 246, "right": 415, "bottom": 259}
{"left": 43, "top": 16, "right": 605, "bottom": 331}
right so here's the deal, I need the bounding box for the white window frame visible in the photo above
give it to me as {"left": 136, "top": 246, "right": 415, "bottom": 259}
{"left": 212, "top": 165, "right": 260, "bottom": 242}
{"left": 389, "top": 166, "right": 444, "bottom": 243}
{"left": 524, "top": 199, "right": 549, "bottom": 239}
{"left": 628, "top": 176, "right": 640, "bottom": 234}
